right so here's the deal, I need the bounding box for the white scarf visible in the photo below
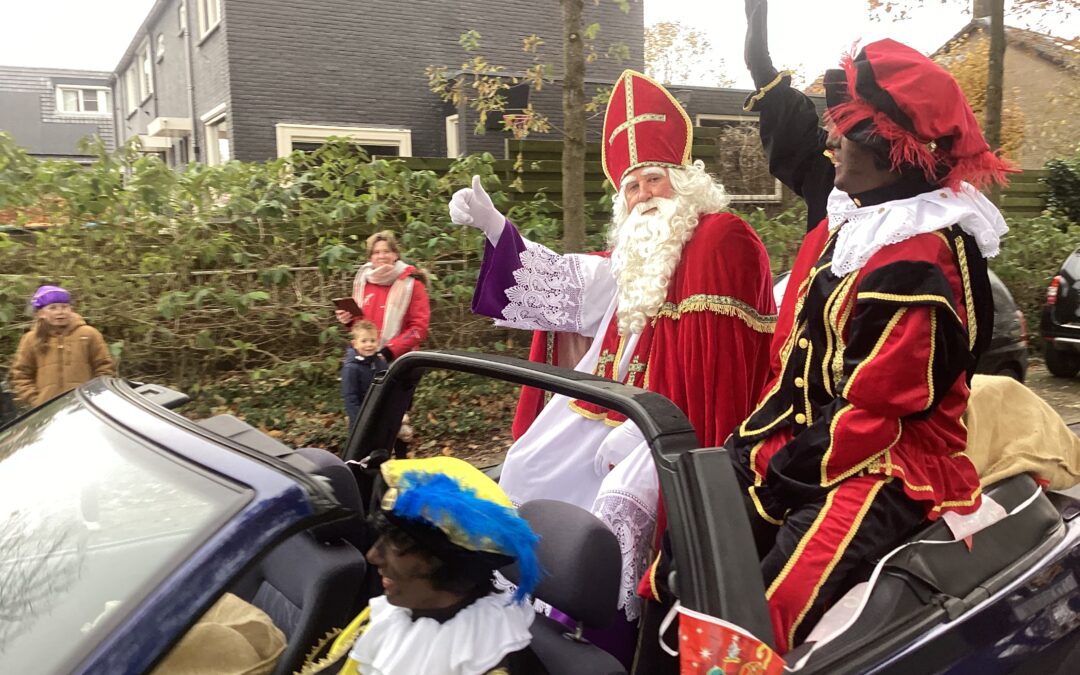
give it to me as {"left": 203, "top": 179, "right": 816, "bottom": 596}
{"left": 352, "top": 260, "right": 415, "bottom": 348}
{"left": 825, "top": 182, "right": 1008, "bottom": 277}
{"left": 349, "top": 590, "right": 534, "bottom": 675}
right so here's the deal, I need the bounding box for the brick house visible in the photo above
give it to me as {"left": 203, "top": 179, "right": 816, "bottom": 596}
{"left": 0, "top": 66, "right": 115, "bottom": 162}
{"left": 933, "top": 16, "right": 1080, "bottom": 169}
{"left": 112, "top": 0, "right": 645, "bottom": 166}
{"left": 108, "top": 0, "right": 813, "bottom": 204}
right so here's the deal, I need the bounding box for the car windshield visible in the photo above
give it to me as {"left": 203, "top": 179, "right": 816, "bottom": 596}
{"left": 0, "top": 396, "right": 249, "bottom": 673}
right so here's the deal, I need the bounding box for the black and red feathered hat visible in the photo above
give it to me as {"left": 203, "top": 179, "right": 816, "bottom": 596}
{"left": 824, "top": 39, "right": 1016, "bottom": 190}
{"left": 602, "top": 70, "right": 693, "bottom": 187}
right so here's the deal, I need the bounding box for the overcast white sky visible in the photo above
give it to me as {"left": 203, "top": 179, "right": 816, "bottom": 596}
{"left": 0, "top": 0, "right": 1077, "bottom": 83}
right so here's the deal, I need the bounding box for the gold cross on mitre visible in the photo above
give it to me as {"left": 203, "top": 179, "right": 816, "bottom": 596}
{"left": 601, "top": 70, "right": 692, "bottom": 188}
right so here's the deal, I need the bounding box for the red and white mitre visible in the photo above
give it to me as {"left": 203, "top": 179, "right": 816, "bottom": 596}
{"left": 601, "top": 70, "right": 693, "bottom": 188}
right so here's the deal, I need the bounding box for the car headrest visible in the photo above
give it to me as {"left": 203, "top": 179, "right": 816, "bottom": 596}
{"left": 505, "top": 499, "right": 621, "bottom": 629}
{"left": 294, "top": 447, "right": 365, "bottom": 543}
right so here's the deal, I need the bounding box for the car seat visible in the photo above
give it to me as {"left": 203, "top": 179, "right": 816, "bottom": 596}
{"left": 504, "top": 499, "right": 628, "bottom": 675}
{"left": 231, "top": 447, "right": 368, "bottom": 675}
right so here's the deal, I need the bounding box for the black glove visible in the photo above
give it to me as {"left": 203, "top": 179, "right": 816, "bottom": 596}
{"left": 745, "top": 0, "right": 778, "bottom": 89}
{"left": 377, "top": 346, "right": 394, "bottom": 363}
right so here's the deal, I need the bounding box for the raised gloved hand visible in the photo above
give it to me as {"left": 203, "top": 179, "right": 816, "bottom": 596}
{"left": 745, "top": 0, "right": 778, "bottom": 89}
{"left": 449, "top": 175, "right": 506, "bottom": 246}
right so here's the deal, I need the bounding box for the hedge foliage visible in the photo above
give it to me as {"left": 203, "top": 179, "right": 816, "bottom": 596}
{"left": 5, "top": 132, "right": 1069, "bottom": 454}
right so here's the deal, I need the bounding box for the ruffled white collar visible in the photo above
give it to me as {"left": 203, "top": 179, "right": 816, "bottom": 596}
{"left": 825, "top": 183, "right": 1008, "bottom": 277}
{"left": 349, "top": 589, "right": 534, "bottom": 675}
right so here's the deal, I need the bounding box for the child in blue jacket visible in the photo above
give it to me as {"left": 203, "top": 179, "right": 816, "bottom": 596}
{"left": 341, "top": 320, "right": 388, "bottom": 429}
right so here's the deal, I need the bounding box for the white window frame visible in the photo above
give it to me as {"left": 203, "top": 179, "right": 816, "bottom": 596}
{"left": 55, "top": 86, "right": 111, "bottom": 116}
{"left": 178, "top": 0, "right": 187, "bottom": 35}
{"left": 140, "top": 42, "right": 154, "bottom": 100}
{"left": 274, "top": 123, "right": 413, "bottom": 158}
{"left": 197, "top": 0, "right": 222, "bottom": 40}
{"left": 156, "top": 34, "right": 166, "bottom": 62}
{"left": 201, "top": 103, "right": 231, "bottom": 166}
{"left": 695, "top": 113, "right": 783, "bottom": 203}
{"left": 445, "top": 114, "right": 461, "bottom": 158}
{"left": 124, "top": 66, "right": 140, "bottom": 114}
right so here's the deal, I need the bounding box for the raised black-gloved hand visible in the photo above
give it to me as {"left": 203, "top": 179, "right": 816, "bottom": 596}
{"left": 745, "top": 0, "right": 778, "bottom": 89}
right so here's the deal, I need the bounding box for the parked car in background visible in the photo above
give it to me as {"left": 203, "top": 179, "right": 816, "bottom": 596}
{"left": 1042, "top": 248, "right": 1080, "bottom": 378}
{"left": 773, "top": 269, "right": 1029, "bottom": 381}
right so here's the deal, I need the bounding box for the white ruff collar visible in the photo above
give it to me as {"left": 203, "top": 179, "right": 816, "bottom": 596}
{"left": 349, "top": 590, "right": 534, "bottom": 675}
{"left": 825, "top": 183, "right": 1008, "bottom": 277}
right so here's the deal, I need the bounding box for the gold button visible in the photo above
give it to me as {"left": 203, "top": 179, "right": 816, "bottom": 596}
{"left": 877, "top": 207, "right": 885, "bottom": 214}
{"left": 798, "top": 338, "right": 809, "bottom": 349}
{"left": 794, "top": 377, "right": 805, "bottom": 388}
{"left": 795, "top": 413, "right": 807, "bottom": 424}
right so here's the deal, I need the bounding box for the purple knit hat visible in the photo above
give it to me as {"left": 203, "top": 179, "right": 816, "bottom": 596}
{"left": 31, "top": 285, "right": 71, "bottom": 310}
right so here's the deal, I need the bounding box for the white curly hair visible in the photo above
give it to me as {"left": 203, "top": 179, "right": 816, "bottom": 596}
{"left": 608, "top": 161, "right": 731, "bottom": 335}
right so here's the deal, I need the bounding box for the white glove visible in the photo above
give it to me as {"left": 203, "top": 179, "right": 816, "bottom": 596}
{"left": 449, "top": 175, "right": 506, "bottom": 246}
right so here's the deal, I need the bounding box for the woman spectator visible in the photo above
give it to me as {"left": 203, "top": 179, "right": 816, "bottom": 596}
{"left": 335, "top": 231, "right": 430, "bottom": 362}
{"left": 10, "top": 285, "right": 114, "bottom": 408}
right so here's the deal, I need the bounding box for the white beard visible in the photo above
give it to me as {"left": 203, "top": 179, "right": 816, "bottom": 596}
{"left": 609, "top": 195, "right": 701, "bottom": 335}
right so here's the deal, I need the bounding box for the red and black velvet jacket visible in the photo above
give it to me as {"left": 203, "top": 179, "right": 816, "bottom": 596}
{"left": 727, "top": 210, "right": 994, "bottom": 522}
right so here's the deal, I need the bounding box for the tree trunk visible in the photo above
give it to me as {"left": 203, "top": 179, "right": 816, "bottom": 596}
{"left": 985, "top": 0, "right": 1005, "bottom": 151}
{"left": 985, "top": 0, "right": 1005, "bottom": 202}
{"left": 561, "top": 0, "right": 587, "bottom": 253}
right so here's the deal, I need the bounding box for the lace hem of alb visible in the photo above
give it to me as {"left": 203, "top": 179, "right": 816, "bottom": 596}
{"left": 499, "top": 242, "right": 587, "bottom": 332}
{"left": 593, "top": 490, "right": 656, "bottom": 623}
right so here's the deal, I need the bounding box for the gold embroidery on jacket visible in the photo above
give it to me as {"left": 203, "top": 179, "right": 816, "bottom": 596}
{"left": 655, "top": 294, "right": 777, "bottom": 333}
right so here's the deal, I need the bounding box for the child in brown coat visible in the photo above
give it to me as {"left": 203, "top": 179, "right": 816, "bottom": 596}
{"left": 10, "top": 285, "right": 114, "bottom": 407}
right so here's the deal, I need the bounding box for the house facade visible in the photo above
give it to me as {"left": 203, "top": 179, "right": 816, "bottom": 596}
{"left": 934, "top": 18, "right": 1080, "bottom": 170}
{"left": 113, "top": 0, "right": 646, "bottom": 166}
{"left": 0, "top": 66, "right": 115, "bottom": 162}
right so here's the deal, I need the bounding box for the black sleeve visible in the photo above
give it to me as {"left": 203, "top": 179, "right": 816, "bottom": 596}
{"left": 744, "top": 74, "right": 835, "bottom": 232}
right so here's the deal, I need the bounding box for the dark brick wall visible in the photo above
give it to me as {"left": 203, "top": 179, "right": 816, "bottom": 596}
{"left": 114, "top": 0, "right": 230, "bottom": 163}
{"left": 223, "top": 0, "right": 645, "bottom": 161}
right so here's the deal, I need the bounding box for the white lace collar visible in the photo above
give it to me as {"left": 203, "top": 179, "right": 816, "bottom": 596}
{"left": 349, "top": 590, "right": 535, "bottom": 675}
{"left": 825, "top": 183, "right": 1008, "bottom": 277}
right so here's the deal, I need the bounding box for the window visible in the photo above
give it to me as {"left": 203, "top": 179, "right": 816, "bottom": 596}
{"left": 178, "top": 0, "right": 187, "bottom": 35}
{"left": 695, "top": 114, "right": 782, "bottom": 202}
{"left": 124, "top": 67, "right": 139, "bottom": 113}
{"left": 205, "top": 112, "right": 231, "bottom": 166}
{"left": 156, "top": 34, "right": 166, "bottom": 62}
{"left": 140, "top": 42, "right": 154, "bottom": 100}
{"left": 274, "top": 123, "right": 413, "bottom": 158}
{"left": 445, "top": 114, "right": 461, "bottom": 158}
{"left": 197, "top": 0, "right": 222, "bottom": 38}
{"left": 56, "top": 87, "right": 111, "bottom": 115}
{"left": 173, "top": 137, "right": 190, "bottom": 166}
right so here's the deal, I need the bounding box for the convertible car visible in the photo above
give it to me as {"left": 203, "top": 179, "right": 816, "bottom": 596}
{"left": 2, "top": 351, "right": 1079, "bottom": 674}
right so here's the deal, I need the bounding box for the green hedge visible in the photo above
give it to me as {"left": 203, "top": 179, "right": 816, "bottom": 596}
{"left": 3, "top": 133, "right": 1069, "bottom": 453}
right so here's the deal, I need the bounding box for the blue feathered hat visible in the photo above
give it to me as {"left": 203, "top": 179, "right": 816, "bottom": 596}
{"left": 379, "top": 457, "right": 541, "bottom": 603}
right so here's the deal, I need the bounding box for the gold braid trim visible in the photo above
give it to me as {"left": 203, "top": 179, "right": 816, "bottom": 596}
{"left": 954, "top": 235, "right": 977, "bottom": 351}
{"left": 294, "top": 628, "right": 344, "bottom": 675}
{"left": 656, "top": 294, "right": 777, "bottom": 333}
{"left": 743, "top": 70, "right": 795, "bottom": 112}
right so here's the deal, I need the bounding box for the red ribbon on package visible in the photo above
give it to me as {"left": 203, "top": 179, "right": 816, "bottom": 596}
{"left": 662, "top": 603, "right": 786, "bottom": 675}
